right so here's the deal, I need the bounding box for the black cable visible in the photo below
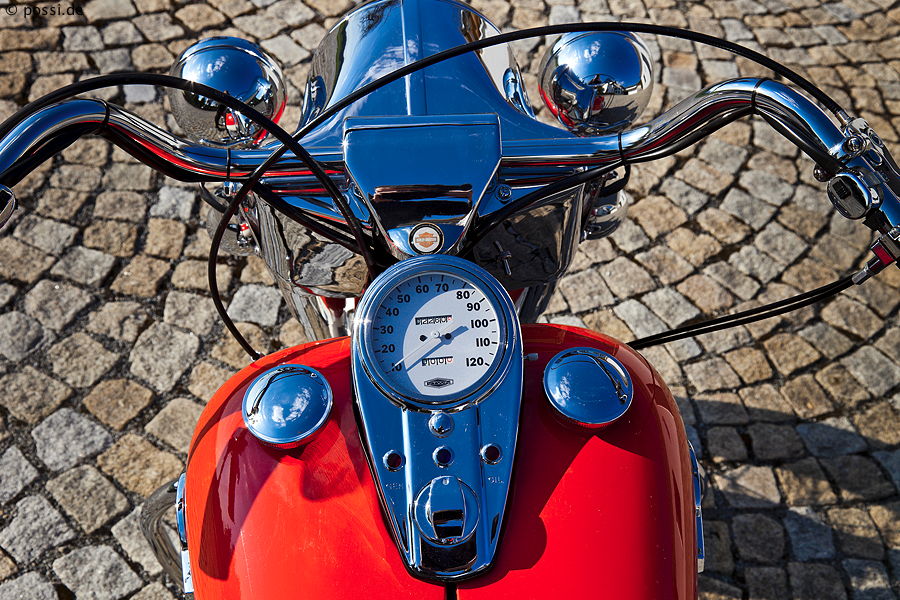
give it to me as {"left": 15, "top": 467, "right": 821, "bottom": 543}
{"left": 229, "top": 21, "right": 846, "bottom": 293}
{"left": 233, "top": 20, "right": 847, "bottom": 255}
{"left": 188, "top": 20, "right": 848, "bottom": 355}
{"left": 253, "top": 186, "right": 361, "bottom": 251}
{"left": 629, "top": 274, "right": 854, "bottom": 349}
{"left": 461, "top": 163, "right": 630, "bottom": 255}
{"left": 2, "top": 24, "right": 852, "bottom": 357}
{"left": 198, "top": 187, "right": 230, "bottom": 213}
{"left": 0, "top": 73, "right": 366, "bottom": 359}
{"left": 632, "top": 276, "right": 851, "bottom": 348}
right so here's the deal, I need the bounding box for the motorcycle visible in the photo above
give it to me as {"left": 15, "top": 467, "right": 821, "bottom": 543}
{"left": 0, "top": 0, "right": 897, "bottom": 598}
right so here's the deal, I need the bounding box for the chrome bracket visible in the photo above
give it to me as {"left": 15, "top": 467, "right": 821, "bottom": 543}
{"left": 140, "top": 474, "right": 193, "bottom": 597}
{"left": 823, "top": 115, "right": 900, "bottom": 228}
{"left": 201, "top": 182, "right": 258, "bottom": 256}
{"left": 688, "top": 443, "right": 705, "bottom": 573}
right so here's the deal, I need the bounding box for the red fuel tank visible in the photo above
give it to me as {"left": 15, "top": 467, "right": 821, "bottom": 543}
{"left": 184, "top": 324, "right": 696, "bottom": 599}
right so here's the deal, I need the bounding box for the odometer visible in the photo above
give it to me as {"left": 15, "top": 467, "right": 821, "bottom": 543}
{"left": 355, "top": 255, "right": 516, "bottom": 406}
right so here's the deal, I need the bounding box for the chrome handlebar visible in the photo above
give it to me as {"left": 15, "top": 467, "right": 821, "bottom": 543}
{"left": 0, "top": 77, "right": 897, "bottom": 232}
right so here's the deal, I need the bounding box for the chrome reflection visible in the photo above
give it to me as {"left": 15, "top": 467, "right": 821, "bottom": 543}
{"left": 169, "top": 37, "right": 286, "bottom": 148}
{"left": 296, "top": 0, "right": 559, "bottom": 148}
{"left": 254, "top": 199, "right": 369, "bottom": 299}
{"left": 242, "top": 364, "right": 333, "bottom": 448}
{"left": 472, "top": 187, "right": 583, "bottom": 290}
{"left": 584, "top": 189, "right": 631, "bottom": 240}
{"left": 539, "top": 32, "right": 654, "bottom": 135}
{"left": 543, "top": 347, "right": 633, "bottom": 427}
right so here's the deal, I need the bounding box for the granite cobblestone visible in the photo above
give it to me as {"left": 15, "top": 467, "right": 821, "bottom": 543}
{"left": 0, "top": 0, "right": 896, "bottom": 597}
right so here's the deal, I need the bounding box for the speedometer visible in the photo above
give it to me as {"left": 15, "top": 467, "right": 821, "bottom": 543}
{"left": 354, "top": 255, "right": 518, "bottom": 407}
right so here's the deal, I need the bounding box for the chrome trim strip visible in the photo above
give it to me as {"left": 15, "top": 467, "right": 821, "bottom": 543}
{"left": 140, "top": 478, "right": 183, "bottom": 588}
{"left": 140, "top": 475, "right": 193, "bottom": 596}
{"left": 688, "top": 443, "right": 705, "bottom": 573}
{"left": 0, "top": 185, "right": 15, "bottom": 230}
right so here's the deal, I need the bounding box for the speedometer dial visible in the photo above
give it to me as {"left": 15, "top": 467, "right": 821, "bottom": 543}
{"left": 371, "top": 273, "right": 500, "bottom": 399}
{"left": 355, "top": 255, "right": 517, "bottom": 406}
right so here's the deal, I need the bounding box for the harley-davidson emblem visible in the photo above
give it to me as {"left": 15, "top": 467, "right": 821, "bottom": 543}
{"left": 409, "top": 224, "right": 443, "bottom": 254}
{"left": 424, "top": 377, "right": 454, "bottom": 388}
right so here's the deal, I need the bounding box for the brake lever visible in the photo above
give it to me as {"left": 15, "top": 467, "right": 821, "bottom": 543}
{"left": 852, "top": 226, "right": 900, "bottom": 285}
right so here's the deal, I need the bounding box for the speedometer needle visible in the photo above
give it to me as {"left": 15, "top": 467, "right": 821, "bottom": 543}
{"left": 390, "top": 322, "right": 456, "bottom": 371}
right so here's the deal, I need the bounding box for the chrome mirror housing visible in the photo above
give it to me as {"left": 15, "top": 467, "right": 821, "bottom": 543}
{"left": 168, "top": 37, "right": 287, "bottom": 148}
{"left": 539, "top": 32, "right": 654, "bottom": 135}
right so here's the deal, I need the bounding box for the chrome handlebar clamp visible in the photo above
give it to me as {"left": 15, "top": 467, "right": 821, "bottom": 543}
{"left": 824, "top": 116, "right": 900, "bottom": 230}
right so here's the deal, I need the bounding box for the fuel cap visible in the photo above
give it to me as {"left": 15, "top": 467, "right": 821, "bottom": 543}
{"left": 543, "top": 347, "right": 632, "bottom": 428}
{"left": 243, "top": 364, "right": 333, "bottom": 448}
{"left": 413, "top": 476, "right": 479, "bottom": 546}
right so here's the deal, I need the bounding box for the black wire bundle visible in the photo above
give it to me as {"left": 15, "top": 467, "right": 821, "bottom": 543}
{"left": 0, "top": 22, "right": 859, "bottom": 358}
{"left": 0, "top": 72, "right": 365, "bottom": 359}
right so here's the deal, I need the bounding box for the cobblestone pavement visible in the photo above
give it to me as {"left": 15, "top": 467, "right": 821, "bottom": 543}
{"left": 0, "top": 0, "right": 897, "bottom": 598}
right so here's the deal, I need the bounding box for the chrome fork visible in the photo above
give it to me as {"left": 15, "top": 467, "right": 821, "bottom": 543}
{"left": 140, "top": 474, "right": 193, "bottom": 597}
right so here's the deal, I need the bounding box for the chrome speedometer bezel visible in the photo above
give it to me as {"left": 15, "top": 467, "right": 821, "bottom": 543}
{"left": 354, "top": 255, "right": 518, "bottom": 410}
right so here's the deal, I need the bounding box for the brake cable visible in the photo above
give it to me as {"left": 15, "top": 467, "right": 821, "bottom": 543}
{"left": 0, "top": 73, "right": 367, "bottom": 359}
{"left": 0, "top": 24, "right": 857, "bottom": 358}
{"left": 629, "top": 275, "right": 856, "bottom": 349}
{"left": 233, "top": 20, "right": 848, "bottom": 275}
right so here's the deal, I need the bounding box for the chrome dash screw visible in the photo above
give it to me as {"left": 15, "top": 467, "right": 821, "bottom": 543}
{"left": 428, "top": 412, "right": 454, "bottom": 437}
{"left": 868, "top": 130, "right": 883, "bottom": 147}
{"left": 496, "top": 185, "right": 512, "bottom": 202}
{"left": 433, "top": 446, "right": 454, "bottom": 468}
{"left": 383, "top": 450, "right": 405, "bottom": 471}
{"left": 480, "top": 444, "right": 502, "bottom": 465}
{"left": 844, "top": 136, "right": 863, "bottom": 154}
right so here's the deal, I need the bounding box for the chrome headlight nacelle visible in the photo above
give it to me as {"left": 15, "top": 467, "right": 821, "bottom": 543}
{"left": 539, "top": 31, "right": 654, "bottom": 135}
{"left": 168, "top": 37, "right": 287, "bottom": 148}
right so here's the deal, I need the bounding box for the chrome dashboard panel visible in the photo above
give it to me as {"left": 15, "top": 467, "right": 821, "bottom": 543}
{"left": 351, "top": 255, "right": 523, "bottom": 581}
{"left": 343, "top": 115, "right": 502, "bottom": 258}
